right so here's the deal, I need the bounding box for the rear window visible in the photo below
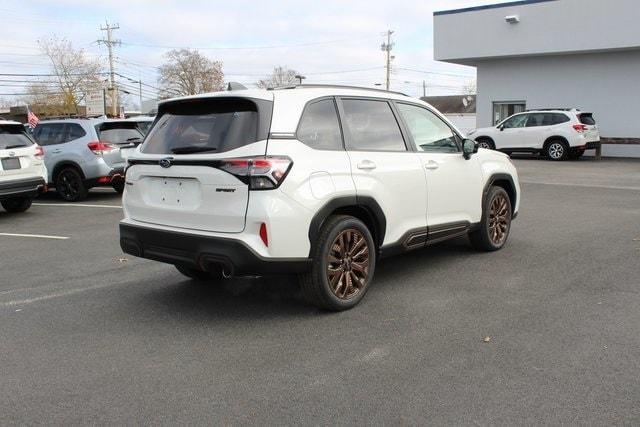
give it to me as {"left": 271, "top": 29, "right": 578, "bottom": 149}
{"left": 97, "top": 123, "right": 143, "bottom": 144}
{"left": 0, "top": 125, "right": 34, "bottom": 149}
{"left": 578, "top": 113, "right": 596, "bottom": 125}
{"left": 141, "top": 97, "right": 272, "bottom": 155}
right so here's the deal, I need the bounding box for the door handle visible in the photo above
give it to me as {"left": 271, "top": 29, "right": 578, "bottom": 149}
{"left": 357, "top": 160, "right": 377, "bottom": 170}
{"left": 52, "top": 149, "right": 62, "bottom": 153}
{"left": 424, "top": 161, "right": 439, "bottom": 170}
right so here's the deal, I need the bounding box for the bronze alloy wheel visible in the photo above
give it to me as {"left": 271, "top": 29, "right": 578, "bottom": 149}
{"left": 488, "top": 193, "right": 510, "bottom": 246}
{"left": 326, "top": 228, "right": 370, "bottom": 300}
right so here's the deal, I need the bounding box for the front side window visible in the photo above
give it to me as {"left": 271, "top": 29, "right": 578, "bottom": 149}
{"left": 297, "top": 98, "right": 343, "bottom": 150}
{"left": 502, "top": 114, "right": 528, "bottom": 129}
{"left": 396, "top": 103, "right": 458, "bottom": 153}
{"left": 341, "top": 99, "right": 406, "bottom": 152}
{"left": 0, "top": 125, "right": 34, "bottom": 149}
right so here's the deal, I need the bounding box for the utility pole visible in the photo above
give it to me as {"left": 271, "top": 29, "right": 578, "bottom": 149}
{"left": 98, "top": 21, "right": 120, "bottom": 117}
{"left": 138, "top": 80, "right": 143, "bottom": 112}
{"left": 380, "top": 30, "right": 394, "bottom": 91}
{"left": 422, "top": 80, "right": 426, "bottom": 97}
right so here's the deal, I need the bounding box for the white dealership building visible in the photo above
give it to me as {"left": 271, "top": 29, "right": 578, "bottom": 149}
{"left": 434, "top": 0, "right": 640, "bottom": 157}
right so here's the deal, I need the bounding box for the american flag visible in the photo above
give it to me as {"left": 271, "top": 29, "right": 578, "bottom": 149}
{"left": 27, "top": 107, "right": 40, "bottom": 129}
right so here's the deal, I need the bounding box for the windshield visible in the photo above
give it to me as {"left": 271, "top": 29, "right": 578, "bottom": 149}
{"left": 140, "top": 97, "right": 272, "bottom": 155}
{"left": 0, "top": 125, "right": 34, "bottom": 150}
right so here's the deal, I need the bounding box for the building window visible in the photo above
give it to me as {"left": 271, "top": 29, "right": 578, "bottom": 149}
{"left": 493, "top": 101, "right": 526, "bottom": 125}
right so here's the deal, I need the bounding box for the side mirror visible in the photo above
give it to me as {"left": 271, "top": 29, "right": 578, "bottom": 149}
{"left": 499, "top": 124, "right": 505, "bottom": 131}
{"left": 462, "top": 139, "right": 475, "bottom": 159}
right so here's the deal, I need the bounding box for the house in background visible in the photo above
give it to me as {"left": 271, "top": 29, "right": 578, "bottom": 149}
{"left": 421, "top": 95, "right": 476, "bottom": 135}
{"left": 434, "top": 0, "right": 640, "bottom": 158}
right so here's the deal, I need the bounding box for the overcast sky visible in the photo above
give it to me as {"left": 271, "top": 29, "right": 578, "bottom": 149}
{"left": 0, "top": 0, "right": 511, "bottom": 103}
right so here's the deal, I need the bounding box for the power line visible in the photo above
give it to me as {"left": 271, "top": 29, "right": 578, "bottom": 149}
{"left": 118, "top": 35, "right": 377, "bottom": 51}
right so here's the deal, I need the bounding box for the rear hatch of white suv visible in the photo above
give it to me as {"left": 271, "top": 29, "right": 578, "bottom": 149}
{"left": 577, "top": 113, "right": 599, "bottom": 143}
{"left": 0, "top": 122, "right": 43, "bottom": 180}
{"left": 124, "top": 93, "right": 274, "bottom": 233}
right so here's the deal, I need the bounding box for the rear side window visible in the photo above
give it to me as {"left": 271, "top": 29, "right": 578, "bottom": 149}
{"left": 341, "top": 99, "right": 406, "bottom": 152}
{"left": 0, "top": 125, "right": 33, "bottom": 149}
{"left": 544, "top": 113, "right": 570, "bottom": 125}
{"left": 67, "top": 124, "right": 87, "bottom": 140}
{"left": 578, "top": 113, "right": 596, "bottom": 125}
{"left": 297, "top": 98, "right": 343, "bottom": 150}
{"left": 141, "top": 97, "right": 272, "bottom": 155}
{"left": 33, "top": 123, "right": 66, "bottom": 146}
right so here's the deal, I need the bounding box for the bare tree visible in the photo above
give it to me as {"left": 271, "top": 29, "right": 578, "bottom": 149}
{"left": 257, "top": 66, "right": 299, "bottom": 89}
{"left": 27, "top": 36, "right": 103, "bottom": 114}
{"left": 158, "top": 49, "right": 224, "bottom": 96}
{"left": 462, "top": 79, "right": 477, "bottom": 95}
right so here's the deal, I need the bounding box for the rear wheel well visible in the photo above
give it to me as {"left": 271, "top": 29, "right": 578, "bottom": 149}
{"left": 53, "top": 162, "right": 85, "bottom": 182}
{"left": 309, "top": 198, "right": 385, "bottom": 256}
{"left": 543, "top": 136, "right": 569, "bottom": 150}
{"left": 330, "top": 205, "right": 380, "bottom": 247}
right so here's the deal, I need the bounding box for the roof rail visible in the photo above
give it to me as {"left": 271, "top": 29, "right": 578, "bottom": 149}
{"left": 525, "top": 108, "right": 580, "bottom": 112}
{"left": 268, "top": 84, "right": 408, "bottom": 97}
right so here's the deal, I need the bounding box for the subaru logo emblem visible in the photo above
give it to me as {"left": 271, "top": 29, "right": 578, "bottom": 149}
{"left": 8, "top": 151, "right": 15, "bottom": 157}
{"left": 159, "top": 158, "right": 172, "bottom": 168}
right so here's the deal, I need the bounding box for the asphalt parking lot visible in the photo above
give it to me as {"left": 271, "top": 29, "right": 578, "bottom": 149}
{"left": 1, "top": 157, "right": 639, "bottom": 425}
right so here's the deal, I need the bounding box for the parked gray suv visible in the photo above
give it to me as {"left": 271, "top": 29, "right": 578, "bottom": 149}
{"left": 33, "top": 119, "right": 144, "bottom": 201}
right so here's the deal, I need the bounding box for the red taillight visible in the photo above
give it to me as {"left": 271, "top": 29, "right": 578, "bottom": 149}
{"left": 218, "top": 156, "right": 292, "bottom": 190}
{"left": 573, "top": 124, "right": 587, "bottom": 133}
{"left": 87, "top": 141, "right": 117, "bottom": 156}
{"left": 259, "top": 223, "right": 268, "bottom": 247}
{"left": 34, "top": 144, "right": 44, "bottom": 159}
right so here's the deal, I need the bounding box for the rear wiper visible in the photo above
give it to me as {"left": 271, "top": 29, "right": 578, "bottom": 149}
{"left": 170, "top": 146, "right": 217, "bottom": 154}
{"left": 4, "top": 144, "right": 26, "bottom": 149}
{"left": 126, "top": 137, "right": 142, "bottom": 142}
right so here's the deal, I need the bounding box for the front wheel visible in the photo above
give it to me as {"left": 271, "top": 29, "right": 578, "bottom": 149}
{"left": 1, "top": 197, "right": 33, "bottom": 213}
{"left": 476, "top": 138, "right": 495, "bottom": 150}
{"left": 112, "top": 180, "right": 125, "bottom": 194}
{"left": 299, "top": 215, "right": 376, "bottom": 311}
{"left": 469, "top": 186, "right": 512, "bottom": 251}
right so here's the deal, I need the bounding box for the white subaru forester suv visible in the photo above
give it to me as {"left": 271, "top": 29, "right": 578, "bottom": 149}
{"left": 120, "top": 86, "right": 520, "bottom": 310}
{"left": 0, "top": 120, "right": 47, "bottom": 213}
{"left": 469, "top": 109, "right": 600, "bottom": 160}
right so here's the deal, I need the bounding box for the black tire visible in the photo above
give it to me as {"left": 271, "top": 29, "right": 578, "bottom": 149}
{"left": 55, "top": 167, "right": 87, "bottom": 201}
{"left": 545, "top": 139, "right": 569, "bottom": 161}
{"left": 469, "top": 186, "right": 512, "bottom": 252}
{"left": 299, "top": 215, "right": 376, "bottom": 311}
{"left": 1, "top": 197, "right": 33, "bottom": 213}
{"left": 476, "top": 138, "right": 495, "bottom": 150}
{"left": 175, "top": 264, "right": 223, "bottom": 282}
{"left": 112, "top": 180, "right": 125, "bottom": 194}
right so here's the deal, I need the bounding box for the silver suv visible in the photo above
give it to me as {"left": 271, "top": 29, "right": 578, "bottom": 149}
{"left": 33, "top": 119, "right": 144, "bottom": 201}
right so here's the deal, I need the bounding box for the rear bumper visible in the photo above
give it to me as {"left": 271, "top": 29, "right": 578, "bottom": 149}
{"left": 86, "top": 167, "right": 125, "bottom": 187}
{"left": 0, "top": 177, "right": 46, "bottom": 201}
{"left": 572, "top": 140, "right": 600, "bottom": 151}
{"left": 119, "top": 223, "right": 311, "bottom": 276}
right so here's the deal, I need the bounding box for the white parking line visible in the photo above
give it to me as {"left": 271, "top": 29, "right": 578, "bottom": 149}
{"left": 521, "top": 180, "right": 640, "bottom": 191}
{"left": 33, "top": 203, "right": 122, "bottom": 209}
{"left": 0, "top": 282, "right": 114, "bottom": 307}
{"left": 0, "top": 232, "right": 69, "bottom": 240}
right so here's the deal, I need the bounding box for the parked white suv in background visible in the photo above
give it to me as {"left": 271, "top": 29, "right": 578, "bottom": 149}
{"left": 0, "top": 120, "right": 47, "bottom": 213}
{"left": 469, "top": 109, "right": 600, "bottom": 160}
{"left": 119, "top": 86, "right": 520, "bottom": 310}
